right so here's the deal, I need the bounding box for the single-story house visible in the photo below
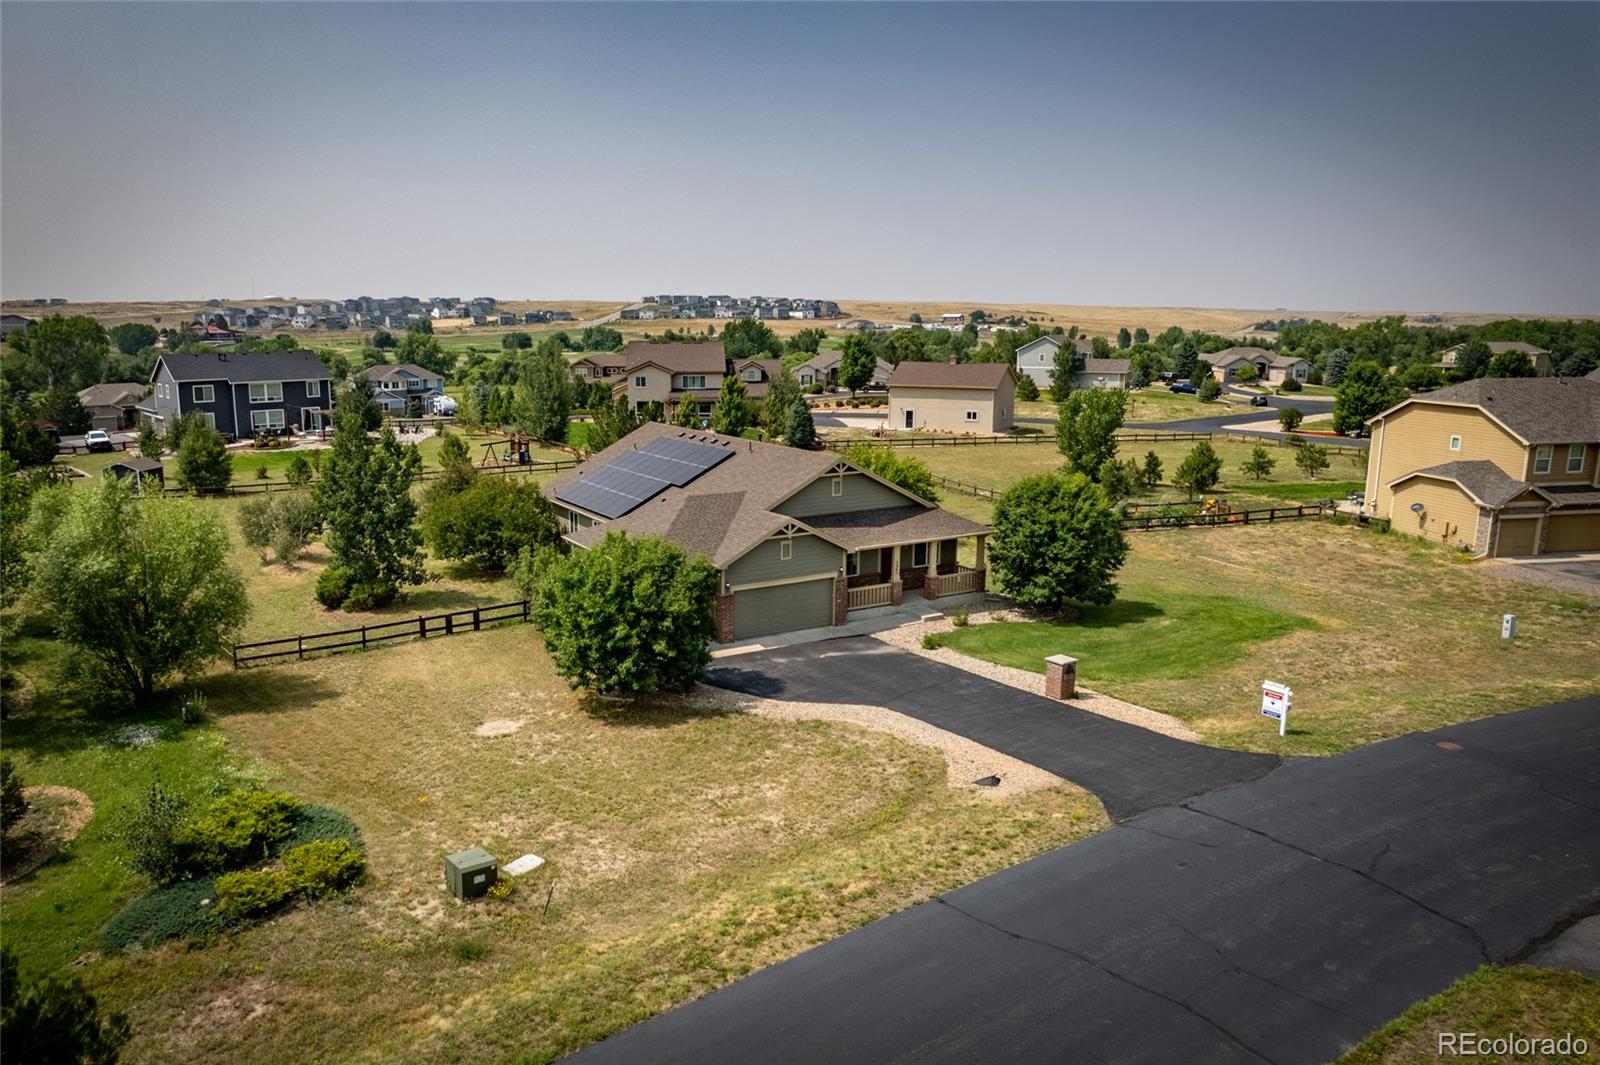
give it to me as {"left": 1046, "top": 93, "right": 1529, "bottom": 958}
{"left": 1014, "top": 334, "right": 1094, "bottom": 388}
{"left": 1363, "top": 375, "right": 1600, "bottom": 556}
{"left": 76, "top": 382, "right": 148, "bottom": 431}
{"left": 795, "top": 350, "right": 894, "bottom": 390}
{"left": 1206, "top": 348, "right": 1312, "bottom": 385}
{"left": 887, "top": 361, "right": 1016, "bottom": 434}
{"left": 546, "top": 422, "right": 992, "bottom": 641}
{"left": 104, "top": 456, "right": 164, "bottom": 492}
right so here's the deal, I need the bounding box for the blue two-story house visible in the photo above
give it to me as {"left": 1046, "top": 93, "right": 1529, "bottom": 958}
{"left": 136, "top": 350, "right": 333, "bottom": 439}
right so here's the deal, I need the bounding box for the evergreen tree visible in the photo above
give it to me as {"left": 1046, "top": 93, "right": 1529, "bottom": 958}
{"left": 710, "top": 375, "right": 752, "bottom": 436}
{"left": 1117, "top": 327, "right": 1132, "bottom": 350}
{"left": 760, "top": 367, "right": 800, "bottom": 439}
{"left": 1173, "top": 442, "right": 1223, "bottom": 498}
{"left": 1240, "top": 445, "right": 1276, "bottom": 480}
{"left": 513, "top": 340, "right": 571, "bottom": 444}
{"left": 1140, "top": 451, "right": 1163, "bottom": 491}
{"left": 313, "top": 404, "right": 425, "bottom": 609}
{"left": 174, "top": 414, "right": 232, "bottom": 492}
{"left": 674, "top": 397, "right": 702, "bottom": 428}
{"left": 784, "top": 394, "right": 817, "bottom": 449}
{"left": 1323, "top": 347, "right": 1354, "bottom": 387}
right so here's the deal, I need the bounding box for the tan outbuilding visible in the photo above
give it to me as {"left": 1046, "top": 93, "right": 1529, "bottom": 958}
{"left": 887, "top": 362, "right": 1016, "bottom": 434}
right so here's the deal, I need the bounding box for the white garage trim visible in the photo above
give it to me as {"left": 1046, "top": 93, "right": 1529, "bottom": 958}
{"left": 727, "top": 572, "right": 838, "bottom": 593}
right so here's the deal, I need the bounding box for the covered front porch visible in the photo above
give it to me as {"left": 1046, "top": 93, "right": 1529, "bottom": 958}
{"left": 803, "top": 505, "right": 991, "bottom": 613}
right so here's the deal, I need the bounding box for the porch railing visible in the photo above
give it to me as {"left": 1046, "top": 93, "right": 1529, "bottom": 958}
{"left": 933, "top": 567, "right": 979, "bottom": 597}
{"left": 847, "top": 582, "right": 893, "bottom": 610}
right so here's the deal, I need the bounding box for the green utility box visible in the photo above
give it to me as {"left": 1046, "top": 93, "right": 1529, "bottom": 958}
{"left": 445, "top": 847, "right": 497, "bottom": 900}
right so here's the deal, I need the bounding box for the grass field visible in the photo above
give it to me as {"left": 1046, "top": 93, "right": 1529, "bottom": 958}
{"left": 1015, "top": 388, "right": 1260, "bottom": 424}
{"left": 1, "top": 620, "right": 1105, "bottom": 1063}
{"left": 1336, "top": 966, "right": 1600, "bottom": 1065}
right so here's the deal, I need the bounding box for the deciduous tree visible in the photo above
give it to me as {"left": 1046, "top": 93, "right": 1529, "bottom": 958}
{"left": 1173, "top": 442, "right": 1223, "bottom": 498}
{"left": 989, "top": 473, "right": 1127, "bottom": 611}
{"left": 838, "top": 335, "right": 877, "bottom": 396}
{"left": 1056, "top": 388, "right": 1127, "bottom": 477}
{"left": 422, "top": 478, "right": 560, "bottom": 572}
{"left": 313, "top": 405, "right": 425, "bottom": 608}
{"left": 1332, "top": 361, "right": 1406, "bottom": 436}
{"left": 843, "top": 443, "right": 939, "bottom": 502}
{"left": 1294, "top": 442, "right": 1331, "bottom": 479}
{"left": 1241, "top": 445, "right": 1276, "bottom": 481}
{"left": 513, "top": 340, "right": 572, "bottom": 444}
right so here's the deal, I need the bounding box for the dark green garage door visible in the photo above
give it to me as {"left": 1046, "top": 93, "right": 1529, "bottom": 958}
{"left": 734, "top": 578, "right": 834, "bottom": 640}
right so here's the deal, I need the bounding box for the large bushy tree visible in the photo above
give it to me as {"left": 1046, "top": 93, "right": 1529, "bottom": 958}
{"left": 989, "top": 473, "right": 1127, "bottom": 611}
{"left": 535, "top": 533, "right": 718, "bottom": 693}
{"left": 1056, "top": 388, "right": 1127, "bottom": 477}
{"left": 37, "top": 387, "right": 93, "bottom": 435}
{"left": 109, "top": 322, "right": 159, "bottom": 357}
{"left": 1, "top": 948, "right": 131, "bottom": 1065}
{"left": 397, "top": 322, "right": 454, "bottom": 377}
{"left": 1486, "top": 350, "right": 1536, "bottom": 378}
{"left": 720, "top": 319, "right": 782, "bottom": 362}
{"left": 1332, "top": 361, "right": 1406, "bottom": 436}
{"left": 513, "top": 339, "right": 572, "bottom": 444}
{"left": 422, "top": 477, "right": 560, "bottom": 572}
{"left": 313, "top": 403, "right": 425, "bottom": 608}
{"left": 838, "top": 335, "right": 877, "bottom": 395}
{"left": 759, "top": 366, "right": 800, "bottom": 439}
{"left": 7, "top": 315, "right": 108, "bottom": 390}
{"left": 31, "top": 479, "right": 248, "bottom": 699}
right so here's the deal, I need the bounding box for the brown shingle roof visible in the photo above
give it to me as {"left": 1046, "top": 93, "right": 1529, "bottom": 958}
{"left": 1394, "top": 460, "right": 1536, "bottom": 508}
{"left": 1391, "top": 377, "right": 1600, "bottom": 444}
{"left": 887, "top": 362, "right": 1013, "bottom": 390}
{"left": 1080, "top": 358, "right": 1131, "bottom": 375}
{"left": 77, "top": 382, "right": 146, "bottom": 407}
{"left": 801, "top": 505, "right": 990, "bottom": 550}
{"left": 623, "top": 341, "right": 728, "bottom": 374}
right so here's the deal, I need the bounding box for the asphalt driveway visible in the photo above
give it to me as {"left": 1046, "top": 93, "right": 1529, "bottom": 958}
{"left": 571, "top": 660, "right": 1600, "bottom": 1065}
{"left": 706, "top": 637, "right": 1279, "bottom": 821}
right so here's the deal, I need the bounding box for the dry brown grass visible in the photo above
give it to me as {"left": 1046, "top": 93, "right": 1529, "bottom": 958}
{"left": 87, "top": 627, "right": 1104, "bottom": 1063}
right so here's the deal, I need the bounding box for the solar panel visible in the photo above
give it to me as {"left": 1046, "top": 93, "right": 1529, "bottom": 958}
{"left": 557, "top": 434, "right": 734, "bottom": 519}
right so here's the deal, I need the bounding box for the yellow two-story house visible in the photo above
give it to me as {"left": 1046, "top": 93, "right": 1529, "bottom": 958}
{"left": 1363, "top": 372, "right": 1600, "bottom": 556}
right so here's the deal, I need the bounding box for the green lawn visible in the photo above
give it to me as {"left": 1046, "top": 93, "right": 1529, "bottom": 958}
{"left": 1337, "top": 966, "right": 1600, "bottom": 1065}
{"left": 927, "top": 593, "right": 1314, "bottom": 685}
{"left": 1016, "top": 387, "right": 1259, "bottom": 425}
{"left": 1231, "top": 479, "right": 1365, "bottom": 505}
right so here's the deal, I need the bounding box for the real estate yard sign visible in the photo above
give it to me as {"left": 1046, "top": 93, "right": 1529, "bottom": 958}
{"left": 1261, "top": 680, "right": 1292, "bottom": 736}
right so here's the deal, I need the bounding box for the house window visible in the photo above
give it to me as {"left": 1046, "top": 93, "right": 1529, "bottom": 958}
{"left": 744, "top": 369, "right": 761, "bottom": 382}
{"left": 249, "top": 382, "right": 284, "bottom": 404}
{"left": 1567, "top": 444, "right": 1586, "bottom": 474}
{"left": 306, "top": 380, "right": 321, "bottom": 398}
{"left": 1448, "top": 435, "right": 1461, "bottom": 452}
{"left": 198, "top": 412, "right": 216, "bottom": 429}
{"left": 250, "top": 409, "right": 286, "bottom": 431}
{"left": 567, "top": 510, "right": 579, "bottom": 533}
{"left": 192, "top": 385, "right": 214, "bottom": 403}
{"left": 831, "top": 476, "right": 843, "bottom": 496}
{"left": 780, "top": 540, "right": 792, "bottom": 561}
{"left": 1534, "top": 445, "right": 1553, "bottom": 474}
{"left": 965, "top": 410, "right": 979, "bottom": 422}
{"left": 680, "top": 375, "right": 706, "bottom": 389}
{"left": 912, "top": 542, "right": 929, "bottom": 568}
{"left": 845, "top": 552, "right": 859, "bottom": 577}
{"left": 634, "top": 375, "right": 648, "bottom": 388}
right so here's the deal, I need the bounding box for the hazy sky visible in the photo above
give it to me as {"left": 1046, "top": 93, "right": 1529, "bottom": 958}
{"left": 3, "top": 2, "right": 1597, "bottom": 312}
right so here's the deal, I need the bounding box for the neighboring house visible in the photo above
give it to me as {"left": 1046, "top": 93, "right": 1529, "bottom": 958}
{"left": 1073, "top": 358, "right": 1132, "bottom": 390}
{"left": 1, "top": 314, "right": 34, "bottom": 339}
{"left": 76, "top": 382, "right": 147, "bottom": 431}
{"left": 612, "top": 342, "right": 730, "bottom": 418}
{"left": 546, "top": 423, "right": 992, "bottom": 641}
{"left": 356, "top": 363, "right": 445, "bottom": 415}
{"left": 1363, "top": 376, "right": 1600, "bottom": 557}
{"left": 730, "top": 358, "right": 785, "bottom": 403}
{"left": 1435, "top": 341, "right": 1553, "bottom": 377}
{"left": 136, "top": 349, "right": 333, "bottom": 438}
{"left": 795, "top": 350, "right": 894, "bottom": 389}
{"left": 1206, "top": 347, "right": 1312, "bottom": 384}
{"left": 888, "top": 362, "right": 1016, "bottom": 434}
{"left": 570, "top": 353, "right": 629, "bottom": 382}
{"left": 1015, "top": 335, "right": 1094, "bottom": 388}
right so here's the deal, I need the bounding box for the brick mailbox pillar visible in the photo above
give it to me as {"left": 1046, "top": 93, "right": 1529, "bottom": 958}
{"left": 1044, "top": 655, "right": 1078, "bottom": 700}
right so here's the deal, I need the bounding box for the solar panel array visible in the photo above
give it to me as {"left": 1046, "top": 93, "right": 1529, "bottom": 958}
{"left": 556, "top": 436, "right": 732, "bottom": 519}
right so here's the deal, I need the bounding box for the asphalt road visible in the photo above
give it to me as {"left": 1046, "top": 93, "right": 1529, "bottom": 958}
{"left": 570, "top": 655, "right": 1600, "bottom": 1065}
{"left": 707, "top": 638, "right": 1278, "bottom": 821}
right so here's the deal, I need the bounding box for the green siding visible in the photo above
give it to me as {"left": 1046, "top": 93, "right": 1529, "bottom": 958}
{"left": 734, "top": 578, "right": 833, "bottom": 639}
{"left": 726, "top": 533, "right": 839, "bottom": 587}
{"left": 778, "top": 472, "right": 915, "bottom": 518}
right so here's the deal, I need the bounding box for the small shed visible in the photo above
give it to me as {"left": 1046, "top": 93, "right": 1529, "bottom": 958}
{"left": 105, "top": 456, "right": 165, "bottom": 492}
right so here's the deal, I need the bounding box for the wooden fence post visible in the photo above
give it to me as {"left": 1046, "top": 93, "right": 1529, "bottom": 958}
{"left": 297, "top": 635, "right": 304, "bottom": 660}
{"left": 446, "top": 612, "right": 454, "bottom": 636}
{"left": 361, "top": 625, "right": 367, "bottom": 649}
{"left": 473, "top": 606, "right": 481, "bottom": 631}
{"left": 419, "top": 616, "right": 427, "bottom": 640}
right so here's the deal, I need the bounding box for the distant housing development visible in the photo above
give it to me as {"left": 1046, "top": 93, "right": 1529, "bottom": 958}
{"left": 620, "top": 294, "right": 842, "bottom": 321}
{"left": 1363, "top": 372, "right": 1600, "bottom": 556}
{"left": 188, "top": 296, "right": 573, "bottom": 332}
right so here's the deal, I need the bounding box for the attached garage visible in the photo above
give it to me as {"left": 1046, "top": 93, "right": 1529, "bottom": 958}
{"left": 733, "top": 577, "right": 834, "bottom": 640}
{"left": 1493, "top": 517, "right": 1540, "bottom": 557}
{"left": 1544, "top": 512, "right": 1600, "bottom": 554}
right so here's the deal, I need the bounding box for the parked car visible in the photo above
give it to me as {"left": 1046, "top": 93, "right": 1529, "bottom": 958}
{"left": 1168, "top": 381, "right": 1197, "bottom": 395}
{"left": 1249, "top": 394, "right": 1271, "bottom": 407}
{"left": 85, "top": 429, "right": 114, "bottom": 452}
{"left": 429, "top": 394, "right": 458, "bottom": 416}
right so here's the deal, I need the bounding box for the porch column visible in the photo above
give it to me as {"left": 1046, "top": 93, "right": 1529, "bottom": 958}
{"left": 890, "top": 543, "right": 903, "bottom": 606}
{"left": 974, "top": 534, "right": 988, "bottom": 593}
{"left": 922, "top": 539, "right": 939, "bottom": 600}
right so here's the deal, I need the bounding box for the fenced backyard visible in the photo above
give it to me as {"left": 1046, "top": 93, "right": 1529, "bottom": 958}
{"left": 230, "top": 599, "right": 532, "bottom": 667}
{"left": 826, "top": 429, "right": 1365, "bottom": 456}
{"left": 156, "top": 457, "right": 580, "bottom": 497}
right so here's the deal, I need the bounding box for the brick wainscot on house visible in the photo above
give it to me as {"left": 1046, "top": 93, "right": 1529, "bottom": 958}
{"left": 545, "top": 423, "right": 992, "bottom": 641}
{"left": 136, "top": 349, "right": 333, "bottom": 438}
{"left": 1363, "top": 372, "right": 1600, "bottom": 556}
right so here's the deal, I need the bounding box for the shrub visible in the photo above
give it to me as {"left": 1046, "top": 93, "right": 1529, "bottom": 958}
{"left": 240, "top": 492, "right": 320, "bottom": 565}
{"left": 115, "top": 781, "right": 189, "bottom": 885}
{"left": 279, "top": 804, "right": 363, "bottom": 853}
{"left": 281, "top": 839, "right": 365, "bottom": 897}
{"left": 1279, "top": 376, "right": 1302, "bottom": 393}
{"left": 285, "top": 454, "right": 313, "bottom": 486}
{"left": 179, "top": 790, "right": 301, "bottom": 873}
{"left": 215, "top": 868, "right": 295, "bottom": 918}
{"left": 951, "top": 607, "right": 970, "bottom": 628}
{"left": 314, "top": 566, "right": 354, "bottom": 608}
{"left": 1278, "top": 407, "right": 1304, "bottom": 432}
{"left": 0, "top": 947, "right": 131, "bottom": 1061}
{"left": 421, "top": 477, "right": 560, "bottom": 572}
{"left": 453, "top": 937, "right": 490, "bottom": 962}
{"left": 255, "top": 464, "right": 269, "bottom": 480}
{"left": 1, "top": 757, "right": 28, "bottom": 832}
{"left": 101, "top": 878, "right": 223, "bottom": 952}
{"left": 343, "top": 581, "right": 397, "bottom": 611}
{"left": 1198, "top": 376, "right": 1222, "bottom": 402}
